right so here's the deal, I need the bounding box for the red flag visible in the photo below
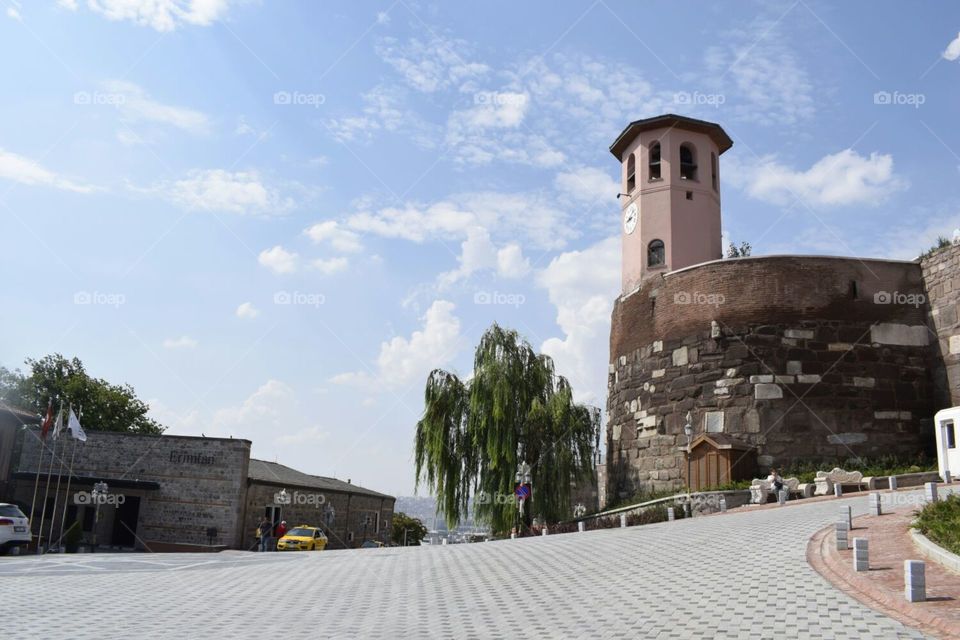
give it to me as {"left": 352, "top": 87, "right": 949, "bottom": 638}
{"left": 40, "top": 398, "right": 53, "bottom": 440}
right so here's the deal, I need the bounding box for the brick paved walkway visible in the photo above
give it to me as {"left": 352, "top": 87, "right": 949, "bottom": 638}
{"left": 3, "top": 491, "right": 942, "bottom": 639}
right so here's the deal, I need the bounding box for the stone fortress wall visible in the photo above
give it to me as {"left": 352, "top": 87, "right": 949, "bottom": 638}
{"left": 604, "top": 253, "right": 949, "bottom": 502}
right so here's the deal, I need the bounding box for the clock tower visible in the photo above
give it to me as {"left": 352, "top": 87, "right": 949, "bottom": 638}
{"left": 610, "top": 114, "right": 733, "bottom": 295}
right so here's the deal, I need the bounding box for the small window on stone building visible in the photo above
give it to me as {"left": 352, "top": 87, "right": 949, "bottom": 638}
{"left": 686, "top": 191, "right": 693, "bottom": 200}
{"left": 649, "top": 142, "right": 662, "bottom": 180}
{"left": 648, "top": 239, "right": 665, "bottom": 267}
{"left": 626, "top": 153, "right": 636, "bottom": 192}
{"left": 849, "top": 280, "right": 859, "bottom": 299}
{"left": 711, "top": 152, "right": 718, "bottom": 191}
{"left": 705, "top": 411, "right": 724, "bottom": 433}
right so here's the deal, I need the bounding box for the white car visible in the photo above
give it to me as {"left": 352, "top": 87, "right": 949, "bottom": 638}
{"left": 0, "top": 503, "right": 31, "bottom": 555}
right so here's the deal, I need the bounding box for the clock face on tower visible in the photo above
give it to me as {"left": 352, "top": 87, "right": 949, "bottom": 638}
{"left": 623, "top": 202, "right": 638, "bottom": 235}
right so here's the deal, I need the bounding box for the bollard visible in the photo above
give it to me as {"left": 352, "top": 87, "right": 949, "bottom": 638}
{"left": 578, "top": 521, "right": 585, "bottom": 533}
{"left": 945, "top": 470, "right": 953, "bottom": 485}
{"left": 868, "top": 492, "right": 882, "bottom": 517}
{"left": 778, "top": 489, "right": 787, "bottom": 505}
{"left": 835, "top": 521, "right": 850, "bottom": 551}
{"left": 719, "top": 496, "right": 727, "bottom": 513}
{"left": 510, "top": 533, "right": 516, "bottom": 539}
{"left": 542, "top": 527, "right": 549, "bottom": 536}
{"left": 442, "top": 538, "right": 448, "bottom": 545}
{"left": 840, "top": 505, "right": 852, "bottom": 530}
{"left": 904, "top": 560, "right": 926, "bottom": 603}
{"left": 620, "top": 514, "right": 627, "bottom": 528}
{"left": 667, "top": 507, "right": 675, "bottom": 521}
{"left": 924, "top": 482, "right": 938, "bottom": 503}
{"left": 888, "top": 475, "right": 898, "bottom": 491}
{"left": 834, "top": 483, "right": 843, "bottom": 498}
{"left": 684, "top": 502, "right": 691, "bottom": 518}
{"left": 853, "top": 538, "right": 869, "bottom": 572}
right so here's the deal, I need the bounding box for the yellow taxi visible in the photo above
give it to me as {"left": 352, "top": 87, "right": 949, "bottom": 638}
{"left": 277, "top": 525, "right": 328, "bottom": 551}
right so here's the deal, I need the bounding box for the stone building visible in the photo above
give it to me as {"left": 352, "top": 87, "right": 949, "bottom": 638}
{"left": 2, "top": 425, "right": 394, "bottom": 551}
{"left": 603, "top": 114, "right": 957, "bottom": 504}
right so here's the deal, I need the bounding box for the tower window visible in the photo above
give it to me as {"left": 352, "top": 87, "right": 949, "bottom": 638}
{"left": 626, "top": 153, "right": 636, "bottom": 192}
{"left": 685, "top": 191, "right": 693, "bottom": 200}
{"left": 649, "top": 142, "right": 661, "bottom": 181}
{"left": 711, "top": 152, "right": 718, "bottom": 191}
{"left": 680, "top": 143, "right": 697, "bottom": 181}
{"left": 648, "top": 239, "right": 665, "bottom": 267}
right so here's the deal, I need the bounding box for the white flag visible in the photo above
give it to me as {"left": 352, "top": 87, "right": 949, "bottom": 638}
{"left": 51, "top": 406, "right": 65, "bottom": 440}
{"left": 67, "top": 408, "right": 87, "bottom": 442}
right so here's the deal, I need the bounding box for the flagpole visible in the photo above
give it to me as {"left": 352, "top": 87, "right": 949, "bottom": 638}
{"left": 47, "top": 404, "right": 66, "bottom": 552}
{"left": 57, "top": 437, "right": 79, "bottom": 549}
{"left": 27, "top": 398, "right": 53, "bottom": 548}
{"left": 37, "top": 433, "right": 58, "bottom": 554}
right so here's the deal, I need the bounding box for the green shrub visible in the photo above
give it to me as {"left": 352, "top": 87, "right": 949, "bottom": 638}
{"left": 913, "top": 494, "right": 960, "bottom": 555}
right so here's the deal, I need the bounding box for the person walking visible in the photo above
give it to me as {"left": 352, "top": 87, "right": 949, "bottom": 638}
{"left": 276, "top": 520, "right": 288, "bottom": 542}
{"left": 257, "top": 516, "right": 272, "bottom": 552}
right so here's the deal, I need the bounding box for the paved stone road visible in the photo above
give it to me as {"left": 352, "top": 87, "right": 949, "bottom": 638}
{"left": 3, "top": 492, "right": 938, "bottom": 639}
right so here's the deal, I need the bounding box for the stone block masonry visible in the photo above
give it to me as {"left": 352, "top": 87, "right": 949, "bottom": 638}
{"left": 605, "top": 255, "right": 936, "bottom": 503}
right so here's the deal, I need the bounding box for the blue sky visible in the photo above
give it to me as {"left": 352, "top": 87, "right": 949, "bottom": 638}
{"left": 2, "top": 0, "right": 960, "bottom": 496}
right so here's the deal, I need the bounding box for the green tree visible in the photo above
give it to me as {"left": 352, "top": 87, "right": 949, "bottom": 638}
{"left": 0, "top": 354, "right": 165, "bottom": 434}
{"left": 391, "top": 512, "right": 428, "bottom": 546}
{"left": 414, "top": 325, "right": 599, "bottom": 534}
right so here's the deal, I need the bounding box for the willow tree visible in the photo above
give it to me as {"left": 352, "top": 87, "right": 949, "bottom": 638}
{"left": 414, "top": 324, "right": 599, "bottom": 533}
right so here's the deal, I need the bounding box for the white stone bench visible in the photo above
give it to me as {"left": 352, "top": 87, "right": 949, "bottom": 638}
{"left": 750, "top": 477, "right": 801, "bottom": 504}
{"left": 813, "top": 468, "right": 865, "bottom": 495}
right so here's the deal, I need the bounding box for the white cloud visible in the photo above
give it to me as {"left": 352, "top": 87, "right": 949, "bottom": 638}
{"left": 344, "top": 191, "right": 575, "bottom": 251}
{"left": 160, "top": 169, "right": 295, "bottom": 215}
{"left": 537, "top": 236, "right": 621, "bottom": 406}
{"left": 65, "top": 0, "right": 231, "bottom": 31}
{"left": 311, "top": 257, "right": 348, "bottom": 275}
{"left": 702, "top": 18, "right": 814, "bottom": 125}
{"left": 376, "top": 35, "right": 489, "bottom": 93}
{"left": 729, "top": 149, "right": 908, "bottom": 207}
{"left": 326, "top": 85, "right": 438, "bottom": 148}
{"left": 235, "top": 302, "right": 259, "bottom": 319}
{"left": 258, "top": 245, "right": 298, "bottom": 274}
{"left": 437, "top": 227, "right": 531, "bottom": 287}
{"left": 0, "top": 147, "right": 96, "bottom": 193}
{"left": 333, "top": 300, "right": 463, "bottom": 389}
{"left": 102, "top": 80, "right": 209, "bottom": 135}
{"left": 554, "top": 166, "right": 619, "bottom": 204}
{"left": 163, "top": 335, "right": 198, "bottom": 349}
{"left": 304, "top": 220, "right": 362, "bottom": 252}
{"left": 944, "top": 32, "right": 960, "bottom": 61}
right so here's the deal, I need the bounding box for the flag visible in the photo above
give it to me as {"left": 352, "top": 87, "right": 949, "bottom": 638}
{"left": 67, "top": 407, "right": 87, "bottom": 442}
{"left": 51, "top": 405, "right": 65, "bottom": 440}
{"left": 40, "top": 398, "right": 53, "bottom": 440}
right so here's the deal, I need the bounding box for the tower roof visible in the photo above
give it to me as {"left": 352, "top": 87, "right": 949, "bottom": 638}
{"left": 609, "top": 114, "right": 734, "bottom": 159}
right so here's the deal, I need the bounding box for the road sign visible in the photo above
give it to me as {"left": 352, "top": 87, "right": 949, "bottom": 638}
{"left": 515, "top": 484, "right": 531, "bottom": 500}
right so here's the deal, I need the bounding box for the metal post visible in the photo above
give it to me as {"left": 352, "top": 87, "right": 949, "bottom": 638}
{"left": 834, "top": 483, "right": 843, "bottom": 498}
{"left": 945, "top": 470, "right": 953, "bottom": 484}
{"left": 620, "top": 514, "right": 627, "bottom": 528}
{"left": 888, "top": 475, "right": 897, "bottom": 491}
{"left": 667, "top": 507, "right": 675, "bottom": 522}
{"left": 924, "top": 482, "right": 938, "bottom": 503}
{"left": 578, "top": 521, "right": 585, "bottom": 533}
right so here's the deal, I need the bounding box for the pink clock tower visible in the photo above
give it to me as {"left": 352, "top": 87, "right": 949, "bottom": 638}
{"left": 609, "top": 114, "right": 733, "bottom": 295}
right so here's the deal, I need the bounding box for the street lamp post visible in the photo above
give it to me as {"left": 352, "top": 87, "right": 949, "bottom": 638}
{"left": 91, "top": 481, "right": 108, "bottom": 553}
{"left": 683, "top": 412, "right": 694, "bottom": 492}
